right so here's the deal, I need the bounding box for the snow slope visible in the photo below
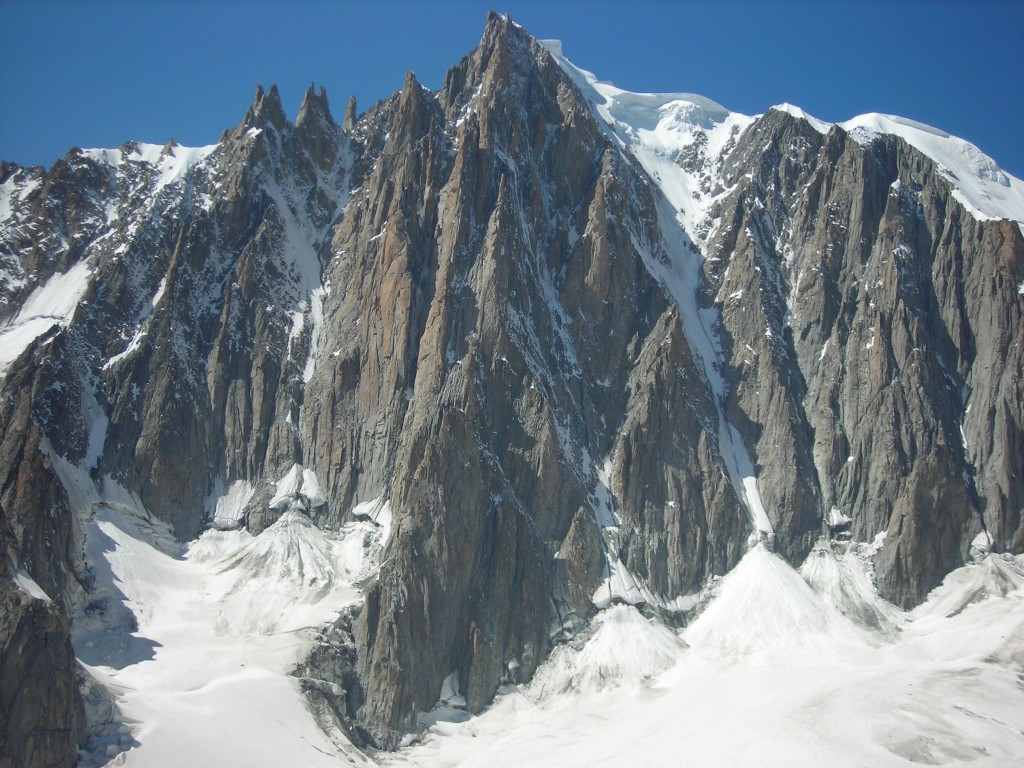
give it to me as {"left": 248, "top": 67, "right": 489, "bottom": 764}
{"left": 529, "top": 604, "right": 687, "bottom": 697}
{"left": 63, "top": 432, "right": 1024, "bottom": 768}
{"left": 389, "top": 547, "right": 1024, "bottom": 768}
{"left": 774, "top": 104, "right": 1024, "bottom": 228}
{"left": 542, "top": 40, "right": 1024, "bottom": 233}
{"left": 68, "top": 465, "right": 381, "bottom": 767}
{"left": 0, "top": 259, "right": 92, "bottom": 377}
{"left": 82, "top": 142, "right": 217, "bottom": 199}
{"left": 540, "top": 39, "right": 752, "bottom": 244}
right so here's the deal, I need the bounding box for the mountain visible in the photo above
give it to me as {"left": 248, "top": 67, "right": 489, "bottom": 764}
{"left": 2, "top": 12, "right": 1023, "bottom": 766}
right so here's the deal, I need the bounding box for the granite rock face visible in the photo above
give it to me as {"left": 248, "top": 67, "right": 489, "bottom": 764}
{"left": 704, "top": 110, "right": 1023, "bottom": 606}
{"left": 0, "top": 336, "right": 85, "bottom": 767}
{"left": 0, "top": 578, "right": 84, "bottom": 768}
{"left": 0, "top": 11, "right": 1021, "bottom": 760}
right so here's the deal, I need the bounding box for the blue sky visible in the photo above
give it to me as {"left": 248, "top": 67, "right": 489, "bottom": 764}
{"left": 2, "top": 0, "right": 1022, "bottom": 177}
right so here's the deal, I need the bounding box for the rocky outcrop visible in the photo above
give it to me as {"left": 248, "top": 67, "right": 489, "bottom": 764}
{"left": 1, "top": 337, "right": 85, "bottom": 767}
{"left": 0, "top": 576, "right": 84, "bottom": 768}
{"left": 0, "top": 10, "right": 1021, "bottom": 759}
{"left": 704, "top": 109, "right": 1024, "bottom": 605}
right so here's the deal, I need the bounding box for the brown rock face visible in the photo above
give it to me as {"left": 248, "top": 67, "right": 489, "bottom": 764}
{"left": 703, "top": 109, "right": 1023, "bottom": 606}
{"left": 0, "top": 10, "right": 1021, "bottom": 757}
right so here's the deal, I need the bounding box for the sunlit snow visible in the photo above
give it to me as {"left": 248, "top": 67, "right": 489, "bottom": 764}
{"left": 772, "top": 105, "right": 1024, "bottom": 230}
{"left": 386, "top": 545, "right": 1024, "bottom": 768}
{"left": 269, "top": 463, "right": 328, "bottom": 510}
{"left": 57, "top": 437, "right": 1024, "bottom": 768}
{"left": 13, "top": 569, "right": 53, "bottom": 603}
{"left": 207, "top": 479, "right": 256, "bottom": 530}
{"left": 67, "top": 458, "right": 382, "bottom": 767}
{"left": 0, "top": 259, "right": 92, "bottom": 378}
{"left": 82, "top": 142, "right": 217, "bottom": 198}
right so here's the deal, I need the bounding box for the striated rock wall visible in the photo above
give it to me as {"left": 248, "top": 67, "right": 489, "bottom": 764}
{"left": 706, "top": 109, "right": 1023, "bottom": 606}
{"left": 0, "top": 11, "right": 1021, "bottom": 758}
{"left": 1, "top": 338, "right": 85, "bottom": 767}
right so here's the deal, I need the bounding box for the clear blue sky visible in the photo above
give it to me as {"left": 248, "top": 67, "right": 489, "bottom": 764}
{"left": 2, "top": 0, "right": 1022, "bottom": 177}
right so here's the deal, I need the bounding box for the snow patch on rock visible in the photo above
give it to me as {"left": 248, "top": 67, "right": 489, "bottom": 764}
{"left": 207, "top": 479, "right": 256, "bottom": 530}
{"left": 269, "top": 463, "right": 327, "bottom": 510}
{"left": 0, "top": 259, "right": 92, "bottom": 378}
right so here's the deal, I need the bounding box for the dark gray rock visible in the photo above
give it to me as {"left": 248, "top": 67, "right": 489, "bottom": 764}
{"left": 0, "top": 575, "right": 84, "bottom": 768}
{"left": 703, "top": 109, "right": 1023, "bottom": 605}
{"left": 0, "top": 10, "right": 1020, "bottom": 757}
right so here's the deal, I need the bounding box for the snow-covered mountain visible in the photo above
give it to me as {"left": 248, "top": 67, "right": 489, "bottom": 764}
{"left": 2, "top": 12, "right": 1022, "bottom": 767}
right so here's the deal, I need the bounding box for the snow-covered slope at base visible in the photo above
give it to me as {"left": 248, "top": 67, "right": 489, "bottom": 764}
{"left": 910, "top": 552, "right": 1024, "bottom": 620}
{"left": 800, "top": 543, "right": 900, "bottom": 634}
{"left": 71, "top": 451, "right": 1024, "bottom": 768}
{"left": 529, "top": 605, "right": 686, "bottom": 697}
{"left": 683, "top": 544, "right": 834, "bottom": 656}
{"left": 387, "top": 547, "right": 1024, "bottom": 768}
{"left": 205, "top": 509, "right": 361, "bottom": 635}
{"left": 71, "top": 481, "right": 381, "bottom": 767}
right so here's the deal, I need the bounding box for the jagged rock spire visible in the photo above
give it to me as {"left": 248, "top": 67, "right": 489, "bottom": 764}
{"left": 244, "top": 83, "right": 288, "bottom": 130}
{"left": 296, "top": 82, "right": 334, "bottom": 127}
{"left": 342, "top": 95, "right": 357, "bottom": 131}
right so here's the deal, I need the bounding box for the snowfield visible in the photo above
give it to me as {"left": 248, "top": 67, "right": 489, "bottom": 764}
{"left": 544, "top": 40, "right": 1024, "bottom": 234}
{"left": 387, "top": 545, "right": 1024, "bottom": 768}
{"left": 0, "top": 259, "right": 93, "bottom": 378}
{"left": 70, "top": 462, "right": 382, "bottom": 767}
{"left": 72, "top": 477, "right": 1024, "bottom": 767}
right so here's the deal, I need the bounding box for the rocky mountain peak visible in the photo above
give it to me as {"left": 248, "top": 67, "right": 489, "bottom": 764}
{"left": 1, "top": 160, "right": 28, "bottom": 182}
{"left": 1, "top": 12, "right": 1022, "bottom": 767}
{"left": 160, "top": 137, "right": 179, "bottom": 157}
{"left": 245, "top": 82, "right": 288, "bottom": 131}
{"left": 479, "top": 11, "right": 541, "bottom": 79}
{"left": 342, "top": 94, "right": 357, "bottom": 131}
{"left": 296, "top": 82, "right": 334, "bottom": 128}
{"left": 385, "top": 69, "right": 438, "bottom": 150}
{"left": 481, "top": 9, "right": 520, "bottom": 46}
{"left": 439, "top": 21, "right": 593, "bottom": 208}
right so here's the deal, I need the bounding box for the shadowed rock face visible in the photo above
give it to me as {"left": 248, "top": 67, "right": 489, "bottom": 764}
{"left": 1, "top": 10, "right": 1021, "bottom": 758}
{"left": 0, "top": 577, "right": 85, "bottom": 768}
{"left": 1, "top": 337, "right": 86, "bottom": 767}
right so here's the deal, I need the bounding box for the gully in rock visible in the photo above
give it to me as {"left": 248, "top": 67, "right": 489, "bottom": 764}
{"left": 1, "top": 11, "right": 1022, "bottom": 767}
